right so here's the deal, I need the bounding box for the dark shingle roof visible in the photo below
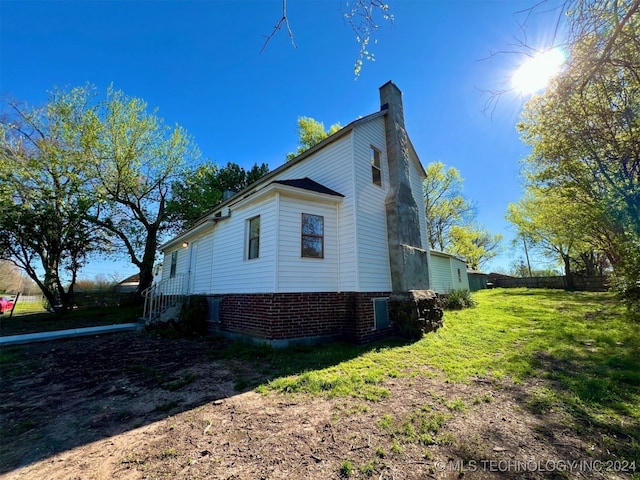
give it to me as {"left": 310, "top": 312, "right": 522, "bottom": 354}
{"left": 272, "top": 177, "right": 344, "bottom": 197}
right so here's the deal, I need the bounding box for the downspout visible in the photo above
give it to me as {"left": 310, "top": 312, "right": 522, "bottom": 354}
{"left": 274, "top": 193, "right": 280, "bottom": 293}
{"left": 349, "top": 130, "right": 360, "bottom": 291}
{"left": 336, "top": 202, "right": 341, "bottom": 293}
{"left": 186, "top": 242, "right": 193, "bottom": 295}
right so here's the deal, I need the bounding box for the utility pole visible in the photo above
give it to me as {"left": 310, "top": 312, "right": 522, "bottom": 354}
{"left": 522, "top": 235, "right": 533, "bottom": 277}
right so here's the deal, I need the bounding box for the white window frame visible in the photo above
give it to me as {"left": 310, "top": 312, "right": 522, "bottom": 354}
{"left": 247, "top": 215, "right": 260, "bottom": 260}
{"left": 371, "top": 146, "right": 382, "bottom": 187}
{"left": 301, "top": 213, "right": 324, "bottom": 259}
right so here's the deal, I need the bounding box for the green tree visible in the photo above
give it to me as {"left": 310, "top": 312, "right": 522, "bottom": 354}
{"left": 0, "top": 89, "right": 103, "bottom": 310}
{"left": 448, "top": 225, "right": 503, "bottom": 270}
{"left": 168, "top": 161, "right": 270, "bottom": 231}
{"left": 506, "top": 187, "right": 601, "bottom": 289}
{"left": 286, "top": 116, "right": 341, "bottom": 160}
{"left": 423, "top": 162, "right": 474, "bottom": 251}
{"left": 79, "top": 86, "right": 201, "bottom": 299}
{"left": 423, "top": 162, "right": 502, "bottom": 269}
{"left": 515, "top": 0, "right": 639, "bottom": 300}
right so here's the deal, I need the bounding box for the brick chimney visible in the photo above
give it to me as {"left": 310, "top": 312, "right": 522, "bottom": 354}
{"left": 380, "top": 81, "right": 430, "bottom": 292}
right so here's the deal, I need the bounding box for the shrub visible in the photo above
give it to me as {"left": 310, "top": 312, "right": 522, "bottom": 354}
{"left": 442, "top": 289, "right": 477, "bottom": 310}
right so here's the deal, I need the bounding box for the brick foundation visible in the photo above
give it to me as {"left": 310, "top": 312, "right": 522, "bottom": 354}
{"left": 207, "top": 292, "right": 392, "bottom": 346}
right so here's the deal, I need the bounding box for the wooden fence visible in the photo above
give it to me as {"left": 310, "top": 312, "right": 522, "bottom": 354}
{"left": 491, "top": 275, "right": 608, "bottom": 292}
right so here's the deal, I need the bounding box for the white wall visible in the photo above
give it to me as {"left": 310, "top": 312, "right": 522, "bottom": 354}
{"left": 161, "top": 115, "right": 433, "bottom": 296}
{"left": 409, "top": 150, "right": 429, "bottom": 252}
{"left": 352, "top": 116, "right": 392, "bottom": 292}
{"left": 273, "top": 133, "right": 358, "bottom": 291}
{"left": 207, "top": 198, "right": 277, "bottom": 293}
{"left": 429, "top": 252, "right": 469, "bottom": 294}
{"left": 277, "top": 195, "right": 340, "bottom": 292}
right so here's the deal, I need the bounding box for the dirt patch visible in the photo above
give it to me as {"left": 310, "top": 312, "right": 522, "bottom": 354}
{"left": 0, "top": 332, "right": 635, "bottom": 479}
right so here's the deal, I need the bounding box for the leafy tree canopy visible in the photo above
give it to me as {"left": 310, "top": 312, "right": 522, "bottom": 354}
{"left": 168, "top": 161, "right": 270, "bottom": 231}
{"left": 423, "top": 161, "right": 502, "bottom": 269}
{"left": 514, "top": 0, "right": 639, "bottom": 303}
{"left": 287, "top": 116, "right": 341, "bottom": 160}
{"left": 0, "top": 87, "right": 106, "bottom": 310}
{"left": 1, "top": 84, "right": 201, "bottom": 305}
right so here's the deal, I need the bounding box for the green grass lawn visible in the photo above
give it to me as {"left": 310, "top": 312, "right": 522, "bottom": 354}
{"left": 217, "top": 288, "right": 639, "bottom": 463}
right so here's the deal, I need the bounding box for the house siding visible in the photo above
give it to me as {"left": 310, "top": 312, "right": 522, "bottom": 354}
{"left": 409, "top": 152, "right": 428, "bottom": 251}
{"left": 160, "top": 245, "right": 189, "bottom": 287}
{"left": 353, "top": 116, "right": 393, "bottom": 291}
{"left": 429, "top": 252, "right": 469, "bottom": 294}
{"left": 153, "top": 83, "right": 440, "bottom": 346}
{"left": 273, "top": 134, "right": 358, "bottom": 292}
{"left": 207, "top": 199, "right": 277, "bottom": 293}
{"left": 277, "top": 196, "right": 340, "bottom": 292}
{"left": 190, "top": 234, "right": 214, "bottom": 293}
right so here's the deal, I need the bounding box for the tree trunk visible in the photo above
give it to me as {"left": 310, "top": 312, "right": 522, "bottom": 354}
{"left": 133, "top": 226, "right": 159, "bottom": 304}
{"left": 562, "top": 254, "right": 574, "bottom": 290}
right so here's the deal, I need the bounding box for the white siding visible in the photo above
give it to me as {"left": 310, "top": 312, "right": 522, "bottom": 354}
{"left": 352, "top": 117, "right": 393, "bottom": 291}
{"left": 277, "top": 196, "right": 340, "bottom": 292}
{"left": 451, "top": 257, "right": 470, "bottom": 291}
{"left": 208, "top": 197, "right": 277, "bottom": 293}
{"left": 162, "top": 115, "right": 435, "bottom": 296}
{"left": 409, "top": 151, "right": 428, "bottom": 251}
{"left": 429, "top": 253, "right": 453, "bottom": 294}
{"left": 189, "top": 235, "right": 214, "bottom": 294}
{"left": 268, "top": 134, "right": 358, "bottom": 291}
{"left": 159, "top": 246, "right": 190, "bottom": 293}
{"left": 429, "top": 252, "right": 470, "bottom": 294}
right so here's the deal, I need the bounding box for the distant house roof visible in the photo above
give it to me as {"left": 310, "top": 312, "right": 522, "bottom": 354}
{"left": 429, "top": 249, "right": 466, "bottom": 263}
{"left": 467, "top": 269, "right": 488, "bottom": 275}
{"left": 118, "top": 274, "right": 140, "bottom": 285}
{"left": 272, "top": 178, "right": 344, "bottom": 197}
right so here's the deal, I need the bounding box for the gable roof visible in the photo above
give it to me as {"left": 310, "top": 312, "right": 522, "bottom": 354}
{"left": 161, "top": 86, "right": 427, "bottom": 251}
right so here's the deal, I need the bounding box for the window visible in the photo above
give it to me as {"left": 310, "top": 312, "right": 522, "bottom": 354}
{"left": 371, "top": 147, "right": 382, "bottom": 186}
{"left": 169, "top": 251, "right": 177, "bottom": 278}
{"left": 373, "top": 298, "right": 389, "bottom": 330}
{"left": 301, "top": 213, "right": 324, "bottom": 258}
{"left": 247, "top": 216, "right": 260, "bottom": 259}
{"left": 457, "top": 268, "right": 462, "bottom": 283}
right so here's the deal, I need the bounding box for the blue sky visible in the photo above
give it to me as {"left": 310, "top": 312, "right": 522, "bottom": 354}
{"left": 1, "top": 0, "right": 561, "bottom": 280}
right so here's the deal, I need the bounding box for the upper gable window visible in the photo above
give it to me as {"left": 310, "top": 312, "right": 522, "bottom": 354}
{"left": 301, "top": 213, "right": 324, "bottom": 258}
{"left": 247, "top": 216, "right": 260, "bottom": 260}
{"left": 371, "top": 147, "right": 382, "bottom": 186}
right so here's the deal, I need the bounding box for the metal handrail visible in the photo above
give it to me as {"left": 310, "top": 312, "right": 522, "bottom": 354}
{"left": 142, "top": 274, "right": 186, "bottom": 322}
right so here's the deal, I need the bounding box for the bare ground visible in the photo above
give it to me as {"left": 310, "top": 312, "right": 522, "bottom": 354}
{"left": 0, "top": 332, "right": 636, "bottom": 480}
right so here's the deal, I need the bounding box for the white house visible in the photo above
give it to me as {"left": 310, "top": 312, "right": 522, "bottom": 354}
{"left": 153, "top": 81, "right": 466, "bottom": 346}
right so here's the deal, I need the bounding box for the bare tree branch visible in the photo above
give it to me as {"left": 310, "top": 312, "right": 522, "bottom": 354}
{"left": 261, "top": 0, "right": 296, "bottom": 55}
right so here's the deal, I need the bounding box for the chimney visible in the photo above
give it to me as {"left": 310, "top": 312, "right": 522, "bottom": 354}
{"left": 379, "top": 81, "right": 430, "bottom": 292}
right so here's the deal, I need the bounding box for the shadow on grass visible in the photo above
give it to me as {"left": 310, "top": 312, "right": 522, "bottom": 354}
{"left": 510, "top": 325, "right": 640, "bottom": 463}
{"left": 0, "top": 330, "right": 406, "bottom": 474}
{"left": 466, "top": 289, "right": 640, "bottom": 463}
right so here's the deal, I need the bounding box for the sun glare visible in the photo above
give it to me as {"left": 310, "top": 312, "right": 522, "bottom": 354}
{"left": 511, "top": 48, "right": 565, "bottom": 95}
